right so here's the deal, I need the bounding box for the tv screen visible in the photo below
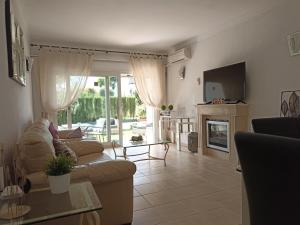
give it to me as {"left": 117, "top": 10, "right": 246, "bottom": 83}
{"left": 203, "top": 62, "right": 246, "bottom": 103}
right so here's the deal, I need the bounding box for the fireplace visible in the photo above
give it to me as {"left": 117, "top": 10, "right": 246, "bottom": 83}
{"left": 206, "top": 120, "right": 230, "bottom": 153}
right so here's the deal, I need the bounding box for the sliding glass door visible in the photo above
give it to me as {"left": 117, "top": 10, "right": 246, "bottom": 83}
{"left": 120, "top": 75, "right": 153, "bottom": 143}
{"left": 57, "top": 74, "right": 153, "bottom": 144}
{"left": 57, "top": 75, "right": 121, "bottom": 143}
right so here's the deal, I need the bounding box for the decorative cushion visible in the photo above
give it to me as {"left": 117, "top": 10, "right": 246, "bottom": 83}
{"left": 53, "top": 139, "right": 78, "bottom": 164}
{"left": 67, "top": 127, "right": 83, "bottom": 139}
{"left": 19, "top": 118, "right": 56, "bottom": 174}
{"left": 49, "top": 122, "right": 59, "bottom": 139}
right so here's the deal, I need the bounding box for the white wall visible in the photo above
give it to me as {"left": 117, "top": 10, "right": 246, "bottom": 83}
{"left": 167, "top": 0, "right": 300, "bottom": 122}
{"left": 0, "top": 0, "right": 33, "bottom": 151}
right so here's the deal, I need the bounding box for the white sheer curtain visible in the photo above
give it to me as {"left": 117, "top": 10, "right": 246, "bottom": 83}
{"left": 129, "top": 55, "right": 166, "bottom": 140}
{"left": 39, "top": 49, "right": 92, "bottom": 123}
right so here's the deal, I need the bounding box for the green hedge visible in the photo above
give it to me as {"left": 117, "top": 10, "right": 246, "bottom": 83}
{"left": 58, "top": 97, "right": 137, "bottom": 125}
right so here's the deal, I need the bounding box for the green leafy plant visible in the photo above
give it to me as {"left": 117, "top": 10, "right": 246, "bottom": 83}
{"left": 45, "top": 155, "right": 75, "bottom": 176}
{"left": 161, "top": 105, "right": 167, "bottom": 111}
{"left": 168, "top": 104, "right": 174, "bottom": 111}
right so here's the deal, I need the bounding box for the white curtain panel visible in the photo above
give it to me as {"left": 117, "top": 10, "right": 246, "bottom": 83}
{"left": 129, "top": 56, "right": 166, "bottom": 108}
{"left": 130, "top": 56, "right": 166, "bottom": 141}
{"left": 39, "top": 49, "right": 92, "bottom": 123}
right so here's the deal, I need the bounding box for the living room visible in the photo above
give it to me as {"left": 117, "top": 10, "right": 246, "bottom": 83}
{"left": 0, "top": 0, "right": 300, "bottom": 225}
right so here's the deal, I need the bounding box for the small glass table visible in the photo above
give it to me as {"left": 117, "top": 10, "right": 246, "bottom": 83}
{"left": 112, "top": 140, "right": 171, "bottom": 166}
{"left": 0, "top": 181, "right": 102, "bottom": 225}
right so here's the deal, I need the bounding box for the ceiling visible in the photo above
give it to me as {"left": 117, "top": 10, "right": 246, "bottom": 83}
{"left": 19, "top": 0, "right": 286, "bottom": 52}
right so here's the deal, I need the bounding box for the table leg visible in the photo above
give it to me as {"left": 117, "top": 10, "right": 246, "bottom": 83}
{"left": 86, "top": 211, "right": 100, "bottom": 225}
{"left": 79, "top": 214, "right": 84, "bottom": 225}
{"left": 79, "top": 212, "right": 100, "bottom": 225}
{"left": 163, "top": 143, "right": 169, "bottom": 166}
{"left": 123, "top": 147, "right": 127, "bottom": 160}
{"left": 148, "top": 145, "right": 151, "bottom": 159}
{"left": 112, "top": 141, "right": 117, "bottom": 160}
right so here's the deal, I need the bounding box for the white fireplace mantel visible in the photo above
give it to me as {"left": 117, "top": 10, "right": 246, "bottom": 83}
{"left": 197, "top": 103, "right": 249, "bottom": 162}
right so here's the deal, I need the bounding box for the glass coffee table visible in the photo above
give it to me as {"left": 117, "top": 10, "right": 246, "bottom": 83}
{"left": 112, "top": 140, "right": 171, "bottom": 166}
{"left": 0, "top": 181, "right": 102, "bottom": 225}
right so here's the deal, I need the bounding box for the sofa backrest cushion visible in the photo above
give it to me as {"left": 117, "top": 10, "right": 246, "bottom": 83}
{"left": 19, "top": 119, "right": 56, "bottom": 174}
{"left": 67, "top": 127, "right": 83, "bottom": 139}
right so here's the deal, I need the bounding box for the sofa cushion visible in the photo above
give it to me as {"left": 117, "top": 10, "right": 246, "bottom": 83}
{"left": 77, "top": 152, "right": 112, "bottom": 165}
{"left": 65, "top": 140, "right": 104, "bottom": 157}
{"left": 53, "top": 139, "right": 78, "bottom": 164}
{"left": 19, "top": 118, "right": 56, "bottom": 174}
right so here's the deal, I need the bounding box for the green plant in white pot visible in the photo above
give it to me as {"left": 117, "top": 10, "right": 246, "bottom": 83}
{"left": 161, "top": 105, "right": 167, "bottom": 111}
{"left": 168, "top": 104, "right": 174, "bottom": 111}
{"left": 45, "top": 155, "right": 75, "bottom": 194}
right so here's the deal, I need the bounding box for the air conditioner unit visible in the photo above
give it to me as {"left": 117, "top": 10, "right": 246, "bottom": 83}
{"left": 167, "top": 48, "right": 191, "bottom": 64}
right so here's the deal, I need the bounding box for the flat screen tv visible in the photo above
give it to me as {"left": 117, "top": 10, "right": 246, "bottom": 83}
{"left": 203, "top": 62, "right": 246, "bottom": 103}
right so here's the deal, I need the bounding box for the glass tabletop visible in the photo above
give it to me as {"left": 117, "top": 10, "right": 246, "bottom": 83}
{"left": 122, "top": 140, "right": 171, "bottom": 148}
{"left": 0, "top": 181, "right": 102, "bottom": 225}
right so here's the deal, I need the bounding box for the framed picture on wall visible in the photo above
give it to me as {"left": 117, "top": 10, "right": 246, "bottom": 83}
{"left": 5, "top": 0, "right": 26, "bottom": 86}
{"left": 280, "top": 90, "right": 300, "bottom": 117}
{"left": 287, "top": 31, "right": 300, "bottom": 57}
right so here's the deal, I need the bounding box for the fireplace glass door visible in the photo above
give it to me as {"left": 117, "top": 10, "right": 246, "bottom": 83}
{"left": 206, "top": 120, "right": 229, "bottom": 152}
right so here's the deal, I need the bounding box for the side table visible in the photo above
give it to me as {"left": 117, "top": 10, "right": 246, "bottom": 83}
{"left": 0, "top": 181, "right": 102, "bottom": 225}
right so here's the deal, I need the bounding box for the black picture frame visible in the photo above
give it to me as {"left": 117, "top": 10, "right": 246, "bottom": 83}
{"left": 5, "top": 0, "right": 26, "bottom": 86}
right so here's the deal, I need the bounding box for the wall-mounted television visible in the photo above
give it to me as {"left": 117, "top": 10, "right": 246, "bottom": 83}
{"left": 203, "top": 62, "right": 246, "bottom": 103}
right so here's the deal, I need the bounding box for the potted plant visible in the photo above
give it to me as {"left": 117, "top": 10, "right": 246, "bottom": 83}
{"left": 168, "top": 104, "right": 174, "bottom": 111}
{"left": 161, "top": 105, "right": 167, "bottom": 111}
{"left": 45, "top": 155, "right": 75, "bottom": 194}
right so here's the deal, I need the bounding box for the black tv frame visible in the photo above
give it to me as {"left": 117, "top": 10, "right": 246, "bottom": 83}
{"left": 203, "top": 62, "right": 246, "bottom": 104}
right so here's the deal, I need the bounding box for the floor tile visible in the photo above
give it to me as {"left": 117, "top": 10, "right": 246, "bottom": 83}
{"left": 134, "top": 196, "right": 152, "bottom": 211}
{"left": 105, "top": 144, "right": 242, "bottom": 225}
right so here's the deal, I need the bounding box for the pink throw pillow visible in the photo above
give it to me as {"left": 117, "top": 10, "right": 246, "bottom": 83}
{"left": 49, "top": 122, "right": 59, "bottom": 139}
{"left": 67, "top": 127, "right": 83, "bottom": 139}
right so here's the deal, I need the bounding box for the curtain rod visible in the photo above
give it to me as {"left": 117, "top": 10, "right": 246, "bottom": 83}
{"left": 30, "top": 43, "right": 168, "bottom": 57}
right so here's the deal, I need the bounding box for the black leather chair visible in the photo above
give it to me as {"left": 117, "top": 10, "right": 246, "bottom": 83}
{"left": 235, "top": 131, "right": 300, "bottom": 225}
{"left": 252, "top": 117, "right": 300, "bottom": 138}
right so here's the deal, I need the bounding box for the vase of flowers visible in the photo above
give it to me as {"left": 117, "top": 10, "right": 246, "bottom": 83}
{"left": 45, "top": 155, "right": 75, "bottom": 194}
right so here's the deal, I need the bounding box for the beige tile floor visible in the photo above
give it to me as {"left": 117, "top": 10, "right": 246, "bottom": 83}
{"left": 106, "top": 143, "right": 242, "bottom": 225}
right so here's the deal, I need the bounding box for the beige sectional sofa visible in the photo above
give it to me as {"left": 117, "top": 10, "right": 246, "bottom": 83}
{"left": 17, "top": 119, "right": 136, "bottom": 225}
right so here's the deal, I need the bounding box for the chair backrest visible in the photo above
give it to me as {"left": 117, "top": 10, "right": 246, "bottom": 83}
{"left": 235, "top": 131, "right": 300, "bottom": 225}
{"left": 252, "top": 117, "right": 300, "bottom": 138}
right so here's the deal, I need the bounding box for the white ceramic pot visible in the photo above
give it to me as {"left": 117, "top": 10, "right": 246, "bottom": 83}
{"left": 48, "top": 173, "right": 70, "bottom": 194}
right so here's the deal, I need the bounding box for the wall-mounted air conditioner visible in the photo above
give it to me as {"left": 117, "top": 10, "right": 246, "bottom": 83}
{"left": 167, "top": 48, "right": 191, "bottom": 64}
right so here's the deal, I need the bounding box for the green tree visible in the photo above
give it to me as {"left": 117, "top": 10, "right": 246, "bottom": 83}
{"left": 110, "top": 76, "right": 117, "bottom": 90}
{"left": 97, "top": 78, "right": 105, "bottom": 88}
{"left": 134, "top": 91, "right": 143, "bottom": 105}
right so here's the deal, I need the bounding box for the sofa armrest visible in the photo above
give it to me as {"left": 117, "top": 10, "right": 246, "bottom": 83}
{"left": 65, "top": 140, "right": 104, "bottom": 157}
{"left": 27, "top": 160, "right": 136, "bottom": 189}
{"left": 86, "top": 160, "right": 136, "bottom": 184}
